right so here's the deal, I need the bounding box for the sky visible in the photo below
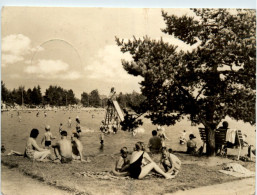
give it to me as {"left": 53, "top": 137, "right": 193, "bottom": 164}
{"left": 1, "top": 7, "right": 199, "bottom": 97}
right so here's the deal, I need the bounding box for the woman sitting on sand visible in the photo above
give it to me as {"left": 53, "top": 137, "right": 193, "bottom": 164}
{"left": 25, "top": 128, "right": 51, "bottom": 161}
{"left": 128, "top": 141, "right": 174, "bottom": 179}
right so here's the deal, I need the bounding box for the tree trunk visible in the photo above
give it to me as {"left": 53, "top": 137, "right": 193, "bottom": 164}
{"left": 205, "top": 126, "right": 216, "bottom": 156}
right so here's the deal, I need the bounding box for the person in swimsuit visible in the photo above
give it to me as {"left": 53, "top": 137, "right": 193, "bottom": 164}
{"left": 157, "top": 126, "right": 169, "bottom": 147}
{"left": 68, "top": 117, "right": 72, "bottom": 128}
{"left": 112, "top": 147, "right": 130, "bottom": 176}
{"left": 59, "top": 123, "right": 63, "bottom": 134}
{"left": 115, "top": 147, "right": 130, "bottom": 172}
{"left": 75, "top": 117, "right": 82, "bottom": 135}
{"left": 52, "top": 131, "right": 73, "bottom": 163}
{"left": 160, "top": 147, "right": 181, "bottom": 176}
{"left": 41, "top": 125, "right": 56, "bottom": 148}
{"left": 25, "top": 128, "right": 51, "bottom": 161}
{"left": 71, "top": 132, "right": 89, "bottom": 162}
{"left": 128, "top": 142, "right": 174, "bottom": 179}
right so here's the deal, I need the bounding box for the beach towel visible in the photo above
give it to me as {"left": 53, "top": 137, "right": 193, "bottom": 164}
{"left": 74, "top": 171, "right": 163, "bottom": 180}
{"left": 226, "top": 129, "right": 237, "bottom": 144}
{"left": 219, "top": 163, "right": 255, "bottom": 178}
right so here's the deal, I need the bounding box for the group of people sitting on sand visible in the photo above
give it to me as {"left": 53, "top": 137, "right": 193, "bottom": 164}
{"left": 112, "top": 141, "right": 181, "bottom": 179}
{"left": 24, "top": 125, "right": 89, "bottom": 163}
{"left": 147, "top": 127, "right": 197, "bottom": 155}
{"left": 23, "top": 124, "right": 181, "bottom": 180}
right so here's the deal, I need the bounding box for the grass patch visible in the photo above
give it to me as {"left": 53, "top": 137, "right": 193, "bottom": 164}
{"left": 2, "top": 153, "right": 254, "bottom": 195}
{"left": 2, "top": 110, "right": 255, "bottom": 194}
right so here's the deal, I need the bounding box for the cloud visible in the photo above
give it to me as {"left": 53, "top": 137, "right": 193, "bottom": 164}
{"left": 25, "top": 59, "right": 69, "bottom": 74}
{"left": 2, "top": 34, "right": 31, "bottom": 55}
{"left": 24, "top": 59, "right": 81, "bottom": 80}
{"left": 2, "top": 54, "right": 24, "bottom": 67}
{"left": 84, "top": 37, "right": 198, "bottom": 81}
{"left": 1, "top": 34, "right": 44, "bottom": 67}
{"left": 84, "top": 39, "right": 198, "bottom": 84}
{"left": 30, "top": 46, "right": 44, "bottom": 53}
{"left": 84, "top": 45, "right": 142, "bottom": 83}
{"left": 65, "top": 71, "right": 82, "bottom": 80}
{"left": 160, "top": 36, "right": 200, "bottom": 52}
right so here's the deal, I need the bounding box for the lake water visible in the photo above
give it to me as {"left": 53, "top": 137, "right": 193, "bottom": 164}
{"left": 1, "top": 110, "right": 256, "bottom": 157}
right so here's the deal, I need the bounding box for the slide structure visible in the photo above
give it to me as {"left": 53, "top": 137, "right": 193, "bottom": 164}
{"left": 112, "top": 100, "right": 124, "bottom": 122}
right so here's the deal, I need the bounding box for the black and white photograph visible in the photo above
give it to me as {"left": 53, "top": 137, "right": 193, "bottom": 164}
{"left": 1, "top": 6, "right": 256, "bottom": 195}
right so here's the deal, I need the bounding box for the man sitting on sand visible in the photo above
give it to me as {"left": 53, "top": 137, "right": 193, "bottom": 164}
{"left": 148, "top": 130, "right": 162, "bottom": 154}
{"left": 112, "top": 147, "right": 130, "bottom": 176}
{"left": 71, "top": 132, "right": 89, "bottom": 162}
{"left": 187, "top": 134, "right": 197, "bottom": 154}
{"left": 160, "top": 147, "right": 181, "bottom": 176}
{"left": 52, "top": 130, "right": 73, "bottom": 163}
{"left": 115, "top": 147, "right": 130, "bottom": 172}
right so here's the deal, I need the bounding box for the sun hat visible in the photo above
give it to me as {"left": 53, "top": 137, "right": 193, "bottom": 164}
{"left": 45, "top": 125, "right": 50, "bottom": 130}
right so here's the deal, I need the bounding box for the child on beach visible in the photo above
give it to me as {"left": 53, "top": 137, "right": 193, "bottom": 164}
{"left": 99, "top": 130, "right": 105, "bottom": 146}
{"left": 115, "top": 147, "right": 130, "bottom": 172}
{"left": 76, "top": 116, "right": 80, "bottom": 124}
{"left": 160, "top": 147, "right": 181, "bottom": 176}
{"left": 179, "top": 130, "right": 187, "bottom": 145}
{"left": 157, "top": 126, "right": 169, "bottom": 147}
{"left": 68, "top": 117, "right": 72, "bottom": 128}
{"left": 59, "top": 123, "right": 63, "bottom": 134}
{"left": 41, "top": 125, "right": 56, "bottom": 148}
{"left": 76, "top": 122, "right": 82, "bottom": 135}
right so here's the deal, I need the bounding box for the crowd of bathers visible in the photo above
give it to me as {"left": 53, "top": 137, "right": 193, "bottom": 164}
{"left": 24, "top": 123, "right": 90, "bottom": 163}
{"left": 110, "top": 125, "right": 205, "bottom": 180}
{"left": 21, "top": 120, "right": 202, "bottom": 179}
{"left": 7, "top": 110, "right": 217, "bottom": 180}
{"left": 112, "top": 142, "right": 181, "bottom": 179}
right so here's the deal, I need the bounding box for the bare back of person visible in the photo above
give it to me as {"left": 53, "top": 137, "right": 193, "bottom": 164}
{"left": 58, "top": 139, "right": 72, "bottom": 159}
{"left": 45, "top": 132, "right": 52, "bottom": 141}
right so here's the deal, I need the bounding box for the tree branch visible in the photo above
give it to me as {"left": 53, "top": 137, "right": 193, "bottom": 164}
{"left": 196, "top": 85, "right": 207, "bottom": 101}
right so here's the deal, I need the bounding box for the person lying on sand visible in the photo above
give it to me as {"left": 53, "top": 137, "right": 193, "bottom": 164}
{"left": 25, "top": 128, "right": 51, "bottom": 161}
{"left": 160, "top": 147, "right": 181, "bottom": 176}
{"left": 71, "top": 132, "right": 90, "bottom": 162}
{"left": 120, "top": 142, "right": 174, "bottom": 179}
{"left": 52, "top": 130, "right": 73, "bottom": 163}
